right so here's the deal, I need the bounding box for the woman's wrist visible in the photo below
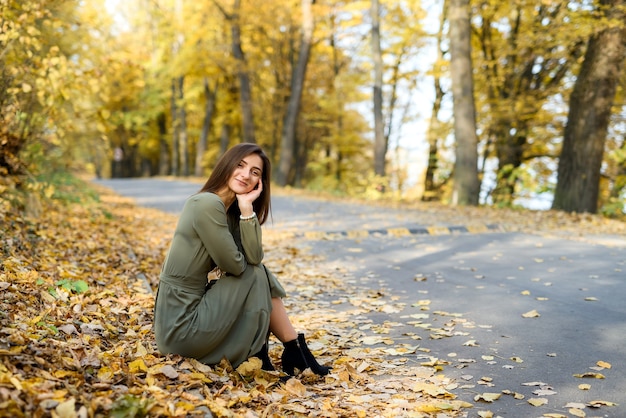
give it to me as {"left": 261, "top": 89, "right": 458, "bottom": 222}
{"left": 240, "top": 212, "right": 256, "bottom": 221}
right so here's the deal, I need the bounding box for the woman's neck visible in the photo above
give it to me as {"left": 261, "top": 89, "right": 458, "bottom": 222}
{"left": 216, "top": 188, "right": 236, "bottom": 209}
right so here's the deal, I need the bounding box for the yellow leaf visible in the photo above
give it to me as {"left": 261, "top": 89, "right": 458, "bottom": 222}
{"left": 55, "top": 398, "right": 76, "bottom": 418}
{"left": 22, "top": 83, "right": 32, "bottom": 93}
{"left": 522, "top": 309, "right": 540, "bottom": 318}
{"left": 510, "top": 357, "right": 524, "bottom": 363}
{"left": 573, "top": 372, "right": 605, "bottom": 379}
{"left": 154, "top": 364, "right": 179, "bottom": 379}
{"left": 588, "top": 400, "right": 618, "bottom": 407}
{"left": 528, "top": 398, "right": 548, "bottom": 407}
{"left": 284, "top": 377, "right": 307, "bottom": 396}
{"left": 521, "top": 290, "right": 530, "bottom": 295}
{"left": 9, "top": 376, "right": 23, "bottom": 391}
{"left": 413, "top": 382, "right": 453, "bottom": 398}
{"left": 129, "top": 359, "right": 148, "bottom": 373}
{"left": 477, "top": 411, "right": 494, "bottom": 418}
{"left": 578, "top": 384, "right": 591, "bottom": 390}
{"left": 96, "top": 366, "right": 114, "bottom": 383}
{"left": 568, "top": 408, "right": 586, "bottom": 417}
{"left": 596, "top": 360, "right": 611, "bottom": 369}
{"left": 53, "top": 370, "right": 76, "bottom": 379}
{"left": 236, "top": 357, "right": 262, "bottom": 376}
{"left": 474, "top": 392, "right": 501, "bottom": 402}
{"left": 135, "top": 342, "right": 148, "bottom": 357}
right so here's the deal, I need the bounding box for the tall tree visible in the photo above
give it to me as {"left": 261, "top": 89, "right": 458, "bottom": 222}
{"left": 474, "top": 2, "right": 585, "bottom": 206}
{"left": 423, "top": 0, "right": 448, "bottom": 201}
{"left": 276, "top": 0, "right": 316, "bottom": 186}
{"left": 214, "top": 0, "right": 256, "bottom": 144}
{"left": 195, "top": 78, "right": 218, "bottom": 176}
{"left": 448, "top": 0, "right": 480, "bottom": 205}
{"left": 177, "top": 76, "right": 189, "bottom": 176}
{"left": 371, "top": 0, "right": 386, "bottom": 178}
{"left": 552, "top": 0, "right": 626, "bottom": 213}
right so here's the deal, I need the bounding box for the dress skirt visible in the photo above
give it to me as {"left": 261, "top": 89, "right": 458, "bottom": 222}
{"left": 154, "top": 264, "right": 286, "bottom": 367}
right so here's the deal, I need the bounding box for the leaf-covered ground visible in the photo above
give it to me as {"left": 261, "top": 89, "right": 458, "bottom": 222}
{"left": 1, "top": 183, "right": 473, "bottom": 418}
{"left": 1, "top": 180, "right": 624, "bottom": 418}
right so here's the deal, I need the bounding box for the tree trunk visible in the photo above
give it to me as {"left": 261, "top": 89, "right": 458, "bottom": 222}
{"left": 552, "top": 0, "right": 626, "bottom": 213}
{"left": 157, "top": 112, "right": 169, "bottom": 175}
{"left": 449, "top": 0, "right": 480, "bottom": 205}
{"left": 423, "top": 0, "right": 447, "bottom": 201}
{"left": 371, "top": 0, "right": 386, "bottom": 178}
{"left": 170, "top": 78, "right": 179, "bottom": 176}
{"left": 231, "top": 0, "right": 256, "bottom": 143}
{"left": 609, "top": 139, "right": 626, "bottom": 201}
{"left": 218, "top": 123, "right": 231, "bottom": 165}
{"left": 276, "top": 0, "right": 315, "bottom": 186}
{"left": 177, "top": 76, "right": 189, "bottom": 176}
{"left": 195, "top": 78, "right": 218, "bottom": 177}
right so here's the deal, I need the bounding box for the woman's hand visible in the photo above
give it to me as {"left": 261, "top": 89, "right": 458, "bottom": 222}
{"left": 236, "top": 179, "right": 262, "bottom": 217}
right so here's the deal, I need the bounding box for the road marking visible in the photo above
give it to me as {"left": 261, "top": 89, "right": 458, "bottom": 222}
{"left": 272, "top": 224, "right": 504, "bottom": 241}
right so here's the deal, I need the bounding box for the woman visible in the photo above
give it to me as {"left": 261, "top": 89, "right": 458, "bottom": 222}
{"left": 153, "top": 143, "right": 330, "bottom": 376}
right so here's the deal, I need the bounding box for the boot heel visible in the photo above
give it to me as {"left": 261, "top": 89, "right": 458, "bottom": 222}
{"left": 297, "top": 333, "right": 331, "bottom": 376}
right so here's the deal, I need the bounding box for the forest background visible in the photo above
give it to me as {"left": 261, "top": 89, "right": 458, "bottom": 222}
{"left": 1, "top": 0, "right": 625, "bottom": 218}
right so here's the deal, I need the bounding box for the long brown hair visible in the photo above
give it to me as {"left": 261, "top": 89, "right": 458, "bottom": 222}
{"left": 199, "top": 143, "right": 272, "bottom": 225}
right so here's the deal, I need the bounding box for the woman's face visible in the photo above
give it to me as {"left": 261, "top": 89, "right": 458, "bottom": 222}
{"left": 228, "top": 153, "right": 263, "bottom": 194}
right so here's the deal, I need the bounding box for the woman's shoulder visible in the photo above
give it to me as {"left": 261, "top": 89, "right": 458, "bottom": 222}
{"left": 188, "top": 192, "right": 222, "bottom": 204}
{"left": 186, "top": 192, "right": 224, "bottom": 210}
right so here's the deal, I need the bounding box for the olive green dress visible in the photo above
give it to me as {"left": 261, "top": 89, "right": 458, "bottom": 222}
{"left": 153, "top": 192, "right": 286, "bottom": 367}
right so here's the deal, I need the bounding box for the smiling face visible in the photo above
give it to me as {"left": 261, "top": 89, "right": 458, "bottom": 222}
{"left": 227, "top": 153, "right": 264, "bottom": 194}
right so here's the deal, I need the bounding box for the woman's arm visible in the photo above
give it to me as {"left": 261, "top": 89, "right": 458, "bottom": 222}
{"left": 239, "top": 217, "right": 264, "bottom": 265}
{"left": 235, "top": 178, "right": 264, "bottom": 265}
{"left": 191, "top": 194, "right": 247, "bottom": 276}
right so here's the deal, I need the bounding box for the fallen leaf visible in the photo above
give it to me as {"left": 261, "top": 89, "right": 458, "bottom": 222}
{"left": 527, "top": 398, "right": 548, "bottom": 407}
{"left": 588, "top": 400, "right": 618, "bottom": 407}
{"left": 522, "top": 309, "right": 540, "bottom": 318}
{"left": 522, "top": 381, "right": 548, "bottom": 386}
{"left": 573, "top": 372, "right": 605, "bottom": 379}
{"left": 55, "top": 398, "right": 77, "bottom": 418}
{"left": 533, "top": 389, "right": 557, "bottom": 396}
{"left": 284, "top": 378, "right": 307, "bottom": 396}
{"left": 568, "top": 408, "right": 586, "bottom": 417}
{"left": 474, "top": 392, "right": 501, "bottom": 403}
{"left": 564, "top": 402, "right": 587, "bottom": 409}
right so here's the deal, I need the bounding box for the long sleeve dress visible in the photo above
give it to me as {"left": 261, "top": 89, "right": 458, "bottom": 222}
{"left": 153, "top": 192, "right": 286, "bottom": 367}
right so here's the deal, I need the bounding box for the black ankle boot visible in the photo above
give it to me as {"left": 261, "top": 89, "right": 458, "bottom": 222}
{"left": 252, "top": 343, "right": 275, "bottom": 371}
{"left": 281, "top": 339, "right": 308, "bottom": 376}
{"left": 297, "top": 333, "right": 331, "bottom": 376}
{"left": 281, "top": 334, "right": 331, "bottom": 376}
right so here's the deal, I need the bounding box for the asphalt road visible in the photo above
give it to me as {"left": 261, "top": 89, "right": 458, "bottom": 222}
{"left": 94, "top": 178, "right": 626, "bottom": 417}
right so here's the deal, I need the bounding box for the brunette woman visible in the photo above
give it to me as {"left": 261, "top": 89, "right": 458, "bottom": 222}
{"left": 153, "top": 143, "right": 330, "bottom": 376}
